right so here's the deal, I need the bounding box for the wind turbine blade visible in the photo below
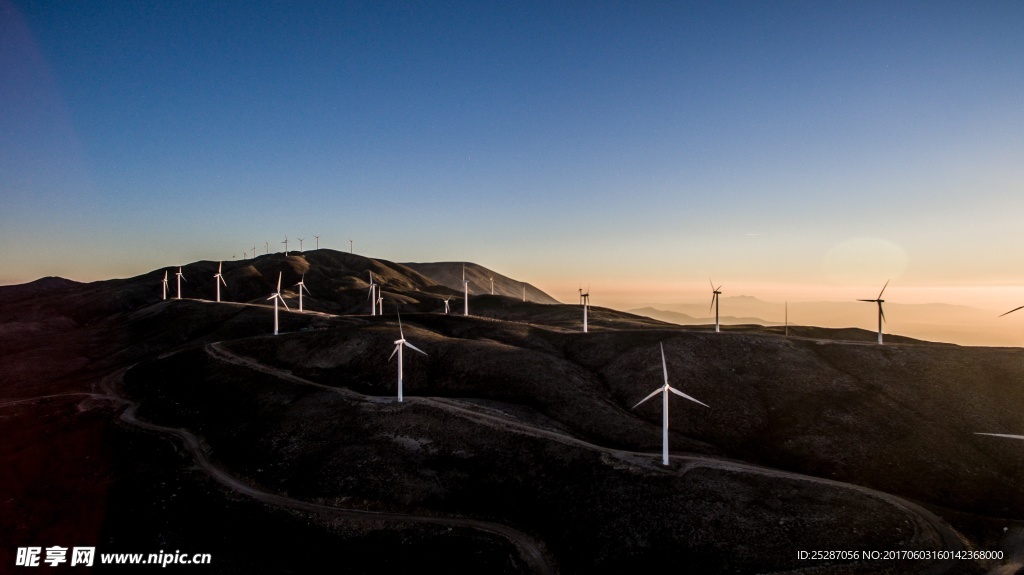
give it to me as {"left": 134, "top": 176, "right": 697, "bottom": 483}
{"left": 857, "top": 299, "right": 875, "bottom": 302}
{"left": 709, "top": 294, "right": 716, "bottom": 312}
{"left": 660, "top": 343, "right": 669, "bottom": 386}
{"left": 388, "top": 345, "right": 399, "bottom": 362}
{"left": 218, "top": 261, "right": 223, "bottom": 273}
{"left": 667, "top": 385, "right": 710, "bottom": 408}
{"left": 878, "top": 279, "right": 890, "bottom": 300}
{"left": 267, "top": 294, "right": 276, "bottom": 301}
{"left": 277, "top": 272, "right": 282, "bottom": 291}
{"left": 999, "top": 305, "right": 1024, "bottom": 317}
{"left": 879, "top": 303, "right": 886, "bottom": 323}
{"left": 632, "top": 387, "right": 664, "bottom": 410}
{"left": 975, "top": 432, "right": 1024, "bottom": 440}
{"left": 405, "top": 341, "right": 427, "bottom": 356}
{"left": 279, "top": 295, "right": 290, "bottom": 311}
{"left": 398, "top": 308, "right": 404, "bottom": 339}
{"left": 220, "top": 276, "right": 227, "bottom": 287}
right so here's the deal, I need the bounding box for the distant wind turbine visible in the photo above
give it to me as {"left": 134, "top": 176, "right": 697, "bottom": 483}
{"left": 377, "top": 290, "right": 384, "bottom": 316}
{"left": 349, "top": 239, "right": 353, "bottom": 254}
{"left": 490, "top": 276, "right": 494, "bottom": 295}
{"left": 282, "top": 236, "right": 290, "bottom": 256}
{"left": 252, "top": 244, "right": 257, "bottom": 259}
{"left": 785, "top": 301, "right": 789, "bottom": 336}
{"left": 265, "top": 241, "right": 269, "bottom": 255}
{"left": 214, "top": 262, "right": 227, "bottom": 303}
{"left": 443, "top": 296, "right": 451, "bottom": 315}
{"left": 267, "top": 272, "right": 289, "bottom": 335}
{"left": 388, "top": 308, "right": 427, "bottom": 402}
{"left": 709, "top": 280, "right": 722, "bottom": 333}
{"left": 297, "top": 237, "right": 304, "bottom": 252}
{"left": 161, "top": 270, "right": 169, "bottom": 300}
{"left": 314, "top": 235, "right": 320, "bottom": 250}
{"left": 175, "top": 267, "right": 186, "bottom": 300}
{"left": 632, "top": 343, "right": 709, "bottom": 466}
{"left": 857, "top": 280, "right": 889, "bottom": 345}
{"left": 462, "top": 265, "right": 470, "bottom": 316}
{"left": 522, "top": 283, "right": 526, "bottom": 303}
{"left": 294, "top": 273, "right": 310, "bottom": 312}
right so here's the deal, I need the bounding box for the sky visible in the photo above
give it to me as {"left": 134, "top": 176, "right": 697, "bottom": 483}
{"left": 3, "top": 1, "right": 1024, "bottom": 321}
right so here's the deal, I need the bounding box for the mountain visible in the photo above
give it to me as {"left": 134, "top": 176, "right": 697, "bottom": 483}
{"left": 2, "top": 253, "right": 1022, "bottom": 573}
{"left": 401, "top": 261, "right": 560, "bottom": 304}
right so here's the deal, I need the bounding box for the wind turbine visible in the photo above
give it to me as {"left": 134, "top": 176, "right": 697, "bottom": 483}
{"left": 175, "top": 267, "right": 186, "bottom": 299}
{"left": 857, "top": 280, "right": 889, "bottom": 345}
{"left": 282, "top": 236, "right": 289, "bottom": 256}
{"left": 161, "top": 271, "right": 169, "bottom": 300}
{"left": 490, "top": 276, "right": 494, "bottom": 295}
{"left": 388, "top": 308, "right": 427, "bottom": 402}
{"left": 267, "top": 272, "right": 289, "bottom": 335}
{"left": 462, "top": 264, "right": 470, "bottom": 316}
{"left": 314, "top": 235, "right": 320, "bottom": 250}
{"left": 368, "top": 271, "right": 376, "bottom": 316}
{"left": 709, "top": 280, "right": 722, "bottom": 333}
{"left": 785, "top": 301, "right": 789, "bottom": 336}
{"left": 214, "top": 262, "right": 227, "bottom": 303}
{"left": 252, "top": 244, "right": 257, "bottom": 259}
{"left": 580, "top": 285, "right": 590, "bottom": 333}
{"left": 297, "top": 237, "right": 304, "bottom": 252}
{"left": 443, "top": 296, "right": 451, "bottom": 315}
{"left": 632, "top": 343, "right": 709, "bottom": 466}
{"left": 294, "top": 273, "right": 310, "bottom": 312}
{"left": 265, "top": 241, "right": 269, "bottom": 255}
{"left": 349, "top": 239, "right": 353, "bottom": 254}
{"left": 377, "top": 292, "right": 384, "bottom": 316}
{"left": 522, "top": 283, "right": 526, "bottom": 303}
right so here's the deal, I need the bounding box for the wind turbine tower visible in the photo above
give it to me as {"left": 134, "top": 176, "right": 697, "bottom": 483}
{"left": 314, "top": 235, "right": 320, "bottom": 250}
{"left": 267, "top": 272, "right": 289, "bottom": 335}
{"left": 490, "top": 276, "right": 494, "bottom": 295}
{"left": 858, "top": 280, "right": 889, "bottom": 344}
{"left": 294, "top": 274, "right": 310, "bottom": 312}
{"left": 389, "top": 309, "right": 427, "bottom": 402}
{"left": 175, "top": 267, "right": 186, "bottom": 299}
{"left": 443, "top": 296, "right": 451, "bottom": 314}
{"left": 462, "top": 265, "right": 470, "bottom": 316}
{"left": 161, "top": 271, "right": 169, "bottom": 300}
{"left": 709, "top": 280, "right": 723, "bottom": 333}
{"left": 214, "top": 262, "right": 227, "bottom": 303}
{"left": 632, "top": 343, "right": 709, "bottom": 466}
{"left": 580, "top": 285, "right": 590, "bottom": 333}
{"left": 282, "top": 236, "right": 289, "bottom": 256}
{"left": 297, "top": 237, "right": 304, "bottom": 252}
{"left": 368, "top": 271, "right": 376, "bottom": 316}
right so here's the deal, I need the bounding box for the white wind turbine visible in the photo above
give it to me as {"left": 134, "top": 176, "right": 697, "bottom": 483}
{"left": 349, "top": 239, "right": 353, "bottom": 253}
{"left": 161, "top": 270, "right": 169, "bottom": 300}
{"left": 252, "top": 244, "right": 257, "bottom": 259}
{"left": 443, "top": 296, "right": 451, "bottom": 315}
{"left": 388, "top": 308, "right": 427, "bottom": 402}
{"left": 213, "top": 262, "right": 227, "bottom": 303}
{"left": 267, "top": 272, "right": 289, "bottom": 335}
{"left": 377, "top": 291, "right": 384, "bottom": 316}
{"left": 462, "top": 264, "right": 470, "bottom": 316}
{"left": 282, "top": 236, "right": 289, "bottom": 256}
{"left": 522, "top": 283, "right": 526, "bottom": 302}
{"left": 297, "top": 237, "right": 304, "bottom": 252}
{"left": 709, "top": 280, "right": 722, "bottom": 333}
{"left": 265, "top": 241, "right": 269, "bottom": 255}
{"left": 632, "top": 343, "right": 709, "bottom": 466}
{"left": 490, "top": 276, "right": 494, "bottom": 295}
{"left": 314, "top": 235, "right": 320, "bottom": 250}
{"left": 294, "top": 273, "right": 310, "bottom": 312}
{"left": 175, "top": 267, "right": 186, "bottom": 299}
{"left": 857, "top": 280, "right": 889, "bottom": 344}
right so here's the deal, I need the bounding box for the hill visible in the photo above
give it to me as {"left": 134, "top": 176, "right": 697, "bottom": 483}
{"left": 402, "top": 261, "right": 561, "bottom": 304}
{"left": 2, "top": 253, "right": 1022, "bottom": 573}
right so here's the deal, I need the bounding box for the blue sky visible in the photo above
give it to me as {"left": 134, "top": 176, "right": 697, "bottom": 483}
{"left": 3, "top": 1, "right": 1023, "bottom": 310}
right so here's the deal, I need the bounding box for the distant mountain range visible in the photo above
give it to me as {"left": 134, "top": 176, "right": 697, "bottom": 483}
{"left": 630, "top": 295, "right": 1022, "bottom": 347}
